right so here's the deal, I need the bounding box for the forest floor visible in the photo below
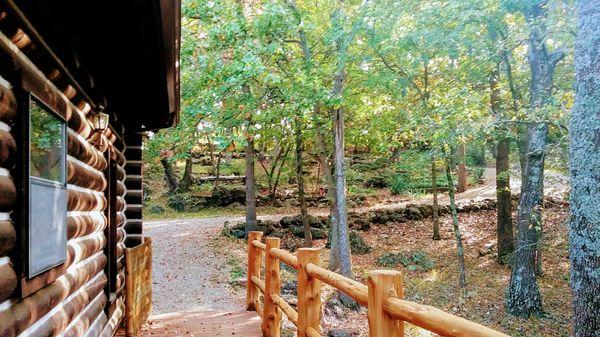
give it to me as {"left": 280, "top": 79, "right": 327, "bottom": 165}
{"left": 144, "top": 169, "right": 571, "bottom": 336}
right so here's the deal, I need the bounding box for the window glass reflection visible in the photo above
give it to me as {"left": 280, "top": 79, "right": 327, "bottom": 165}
{"left": 30, "top": 99, "right": 65, "bottom": 182}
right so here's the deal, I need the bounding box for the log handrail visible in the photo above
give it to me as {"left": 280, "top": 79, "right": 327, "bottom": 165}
{"left": 252, "top": 240, "right": 266, "bottom": 251}
{"left": 251, "top": 275, "right": 265, "bottom": 294}
{"left": 271, "top": 293, "right": 298, "bottom": 325}
{"left": 270, "top": 247, "right": 299, "bottom": 270}
{"left": 247, "top": 232, "right": 510, "bottom": 337}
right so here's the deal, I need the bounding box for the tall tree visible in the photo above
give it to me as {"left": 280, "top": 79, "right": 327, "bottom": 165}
{"left": 445, "top": 152, "right": 467, "bottom": 287}
{"left": 569, "top": 1, "right": 600, "bottom": 334}
{"left": 490, "top": 64, "right": 515, "bottom": 264}
{"left": 506, "top": 1, "right": 565, "bottom": 317}
{"left": 294, "top": 118, "right": 312, "bottom": 247}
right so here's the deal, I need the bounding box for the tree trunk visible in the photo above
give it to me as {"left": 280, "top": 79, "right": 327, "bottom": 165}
{"left": 333, "top": 102, "right": 355, "bottom": 308}
{"left": 490, "top": 66, "right": 514, "bottom": 264}
{"left": 161, "top": 158, "right": 178, "bottom": 194}
{"left": 214, "top": 152, "right": 222, "bottom": 189}
{"left": 444, "top": 155, "right": 467, "bottom": 288}
{"left": 569, "top": 2, "right": 600, "bottom": 334}
{"left": 496, "top": 137, "right": 514, "bottom": 264}
{"left": 245, "top": 132, "right": 257, "bottom": 235}
{"left": 333, "top": 100, "right": 352, "bottom": 279}
{"left": 431, "top": 158, "right": 440, "bottom": 240}
{"left": 456, "top": 143, "right": 468, "bottom": 193}
{"left": 295, "top": 121, "right": 312, "bottom": 247}
{"left": 316, "top": 126, "right": 341, "bottom": 270}
{"left": 506, "top": 3, "right": 565, "bottom": 317}
{"left": 179, "top": 155, "right": 194, "bottom": 192}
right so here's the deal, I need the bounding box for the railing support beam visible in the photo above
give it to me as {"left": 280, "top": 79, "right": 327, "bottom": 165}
{"left": 246, "top": 231, "right": 263, "bottom": 311}
{"left": 262, "top": 237, "right": 281, "bottom": 337}
{"left": 297, "top": 248, "right": 321, "bottom": 337}
{"left": 368, "top": 270, "right": 404, "bottom": 337}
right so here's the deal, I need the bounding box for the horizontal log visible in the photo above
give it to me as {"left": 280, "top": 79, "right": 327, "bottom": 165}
{"left": 0, "top": 262, "right": 17, "bottom": 303}
{"left": 0, "top": 254, "right": 106, "bottom": 336}
{"left": 124, "top": 220, "right": 142, "bottom": 235}
{"left": 116, "top": 270, "right": 125, "bottom": 293}
{"left": 67, "top": 158, "right": 107, "bottom": 192}
{"left": 304, "top": 262, "right": 368, "bottom": 306}
{"left": 270, "top": 248, "right": 299, "bottom": 270}
{"left": 0, "top": 77, "right": 16, "bottom": 124}
{"left": 68, "top": 188, "right": 107, "bottom": 212}
{"left": 124, "top": 235, "right": 142, "bottom": 247}
{"left": 67, "top": 213, "right": 106, "bottom": 240}
{"left": 116, "top": 212, "right": 126, "bottom": 227}
{"left": 0, "top": 175, "right": 16, "bottom": 211}
{"left": 67, "top": 107, "right": 92, "bottom": 139}
{"left": 251, "top": 275, "right": 265, "bottom": 294}
{"left": 85, "top": 307, "right": 108, "bottom": 337}
{"left": 116, "top": 196, "right": 125, "bottom": 212}
{"left": 116, "top": 165, "right": 125, "bottom": 181}
{"left": 0, "top": 220, "right": 15, "bottom": 256}
{"left": 116, "top": 181, "right": 125, "bottom": 197}
{"left": 271, "top": 293, "right": 298, "bottom": 325}
{"left": 117, "top": 243, "right": 125, "bottom": 260}
{"left": 252, "top": 240, "right": 266, "bottom": 251}
{"left": 0, "top": 129, "right": 16, "bottom": 167}
{"left": 307, "top": 327, "right": 322, "bottom": 337}
{"left": 67, "top": 131, "right": 107, "bottom": 171}
{"left": 100, "top": 298, "right": 124, "bottom": 337}
{"left": 112, "top": 146, "right": 125, "bottom": 167}
{"left": 62, "top": 291, "right": 107, "bottom": 337}
{"left": 383, "top": 297, "right": 510, "bottom": 337}
{"left": 66, "top": 235, "right": 106, "bottom": 268}
{"left": 24, "top": 274, "right": 107, "bottom": 337}
{"left": 117, "top": 228, "right": 125, "bottom": 243}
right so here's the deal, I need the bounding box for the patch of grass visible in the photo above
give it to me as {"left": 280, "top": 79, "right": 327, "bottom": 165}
{"left": 226, "top": 256, "right": 245, "bottom": 280}
{"left": 347, "top": 185, "right": 378, "bottom": 196}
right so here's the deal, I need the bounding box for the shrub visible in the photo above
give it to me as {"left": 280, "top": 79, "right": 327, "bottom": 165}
{"left": 167, "top": 194, "right": 187, "bottom": 212}
{"left": 349, "top": 231, "right": 372, "bottom": 254}
{"left": 376, "top": 251, "right": 435, "bottom": 271}
{"left": 148, "top": 205, "right": 165, "bottom": 214}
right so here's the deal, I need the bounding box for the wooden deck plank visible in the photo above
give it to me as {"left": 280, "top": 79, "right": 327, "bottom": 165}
{"left": 138, "top": 310, "right": 261, "bottom": 337}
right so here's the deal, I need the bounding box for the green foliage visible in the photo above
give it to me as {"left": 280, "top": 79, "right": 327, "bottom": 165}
{"left": 376, "top": 251, "right": 436, "bottom": 271}
{"left": 167, "top": 194, "right": 187, "bottom": 212}
{"left": 349, "top": 231, "right": 372, "bottom": 255}
{"left": 389, "top": 150, "right": 448, "bottom": 195}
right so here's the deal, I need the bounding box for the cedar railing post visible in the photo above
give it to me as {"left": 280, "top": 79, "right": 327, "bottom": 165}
{"left": 247, "top": 231, "right": 263, "bottom": 311}
{"left": 297, "top": 248, "right": 321, "bottom": 337}
{"left": 262, "top": 237, "right": 281, "bottom": 337}
{"left": 367, "top": 270, "right": 404, "bottom": 337}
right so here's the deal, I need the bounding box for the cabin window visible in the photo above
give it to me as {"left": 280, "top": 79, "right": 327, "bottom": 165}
{"left": 27, "top": 96, "right": 67, "bottom": 277}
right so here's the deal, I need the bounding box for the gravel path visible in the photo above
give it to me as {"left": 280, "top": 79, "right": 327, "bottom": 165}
{"left": 144, "top": 216, "right": 246, "bottom": 315}
{"left": 145, "top": 214, "right": 289, "bottom": 315}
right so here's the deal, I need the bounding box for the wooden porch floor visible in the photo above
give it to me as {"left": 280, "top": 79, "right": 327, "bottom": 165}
{"left": 137, "top": 310, "right": 262, "bottom": 337}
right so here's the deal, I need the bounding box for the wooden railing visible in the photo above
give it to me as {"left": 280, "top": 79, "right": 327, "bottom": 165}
{"left": 246, "top": 231, "right": 510, "bottom": 337}
{"left": 125, "top": 237, "right": 153, "bottom": 336}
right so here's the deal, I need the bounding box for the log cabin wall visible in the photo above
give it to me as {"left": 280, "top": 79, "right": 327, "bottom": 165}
{"left": 0, "top": 7, "right": 130, "bottom": 337}
{"left": 123, "top": 134, "right": 143, "bottom": 248}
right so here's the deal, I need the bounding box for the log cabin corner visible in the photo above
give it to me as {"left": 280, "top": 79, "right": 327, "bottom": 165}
{"left": 0, "top": 0, "right": 180, "bottom": 336}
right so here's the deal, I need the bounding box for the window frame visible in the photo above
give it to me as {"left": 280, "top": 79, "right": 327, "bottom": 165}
{"left": 26, "top": 94, "right": 68, "bottom": 278}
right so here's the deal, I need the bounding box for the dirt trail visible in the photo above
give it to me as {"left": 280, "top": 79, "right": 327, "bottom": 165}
{"left": 144, "top": 168, "right": 566, "bottom": 315}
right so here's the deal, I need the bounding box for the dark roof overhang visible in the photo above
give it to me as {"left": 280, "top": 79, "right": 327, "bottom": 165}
{"left": 8, "top": 0, "right": 180, "bottom": 131}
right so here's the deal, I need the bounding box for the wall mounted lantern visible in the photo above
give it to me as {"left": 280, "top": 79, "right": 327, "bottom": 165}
{"left": 91, "top": 108, "right": 109, "bottom": 132}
